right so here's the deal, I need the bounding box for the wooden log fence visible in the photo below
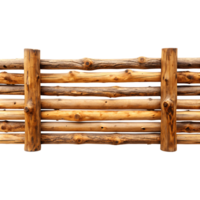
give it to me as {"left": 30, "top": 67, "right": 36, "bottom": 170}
{"left": 1, "top": 48, "right": 200, "bottom": 151}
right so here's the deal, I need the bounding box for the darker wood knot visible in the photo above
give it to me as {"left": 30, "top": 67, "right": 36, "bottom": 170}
{"left": 24, "top": 107, "right": 29, "bottom": 113}
{"left": 75, "top": 114, "right": 79, "bottom": 119}
{"left": 138, "top": 56, "right": 146, "bottom": 63}
{"left": 84, "top": 58, "right": 92, "bottom": 71}
{"left": 163, "top": 102, "right": 168, "bottom": 107}
{"left": 187, "top": 75, "right": 193, "bottom": 80}
{"left": 75, "top": 137, "right": 82, "bottom": 144}
{"left": 3, "top": 65, "right": 7, "bottom": 68}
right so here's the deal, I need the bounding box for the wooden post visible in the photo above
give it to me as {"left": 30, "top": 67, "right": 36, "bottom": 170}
{"left": 24, "top": 49, "right": 41, "bottom": 151}
{"left": 161, "top": 48, "right": 177, "bottom": 152}
{"left": 158, "top": 47, "right": 180, "bottom": 152}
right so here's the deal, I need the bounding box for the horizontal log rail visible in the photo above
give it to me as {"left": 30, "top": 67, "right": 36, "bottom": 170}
{"left": 1, "top": 71, "right": 200, "bottom": 84}
{"left": 1, "top": 58, "right": 200, "bottom": 70}
{"left": 0, "top": 85, "right": 200, "bottom": 97}
{"left": 0, "top": 133, "right": 200, "bottom": 144}
{"left": 0, "top": 121, "right": 200, "bottom": 133}
{"left": 1, "top": 110, "right": 200, "bottom": 121}
{"left": 0, "top": 99, "right": 200, "bottom": 109}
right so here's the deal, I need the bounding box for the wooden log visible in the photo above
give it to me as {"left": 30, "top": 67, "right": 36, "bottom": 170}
{"left": 41, "top": 133, "right": 161, "bottom": 144}
{"left": 0, "top": 56, "right": 200, "bottom": 71}
{"left": 0, "top": 134, "right": 25, "bottom": 144}
{"left": 1, "top": 99, "right": 200, "bottom": 109}
{"left": 1, "top": 121, "right": 200, "bottom": 133}
{"left": 41, "top": 110, "right": 161, "bottom": 121}
{"left": 1, "top": 70, "right": 200, "bottom": 84}
{"left": 1, "top": 85, "right": 200, "bottom": 96}
{"left": 177, "top": 134, "right": 200, "bottom": 144}
{"left": 177, "top": 58, "right": 200, "bottom": 69}
{"left": 0, "top": 70, "right": 161, "bottom": 84}
{"left": 0, "top": 121, "right": 160, "bottom": 132}
{"left": 1, "top": 133, "right": 200, "bottom": 144}
{"left": 0, "top": 85, "right": 160, "bottom": 96}
{"left": 35, "top": 58, "right": 161, "bottom": 70}
{"left": 0, "top": 99, "right": 160, "bottom": 109}
{"left": 161, "top": 48, "right": 177, "bottom": 152}
{"left": 24, "top": 49, "right": 41, "bottom": 152}
{"left": 0, "top": 133, "right": 160, "bottom": 144}
{"left": 1, "top": 110, "right": 200, "bottom": 121}
{"left": 0, "top": 59, "right": 24, "bottom": 70}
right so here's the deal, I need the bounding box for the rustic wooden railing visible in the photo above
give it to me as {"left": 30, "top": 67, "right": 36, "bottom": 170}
{"left": 1, "top": 48, "right": 200, "bottom": 152}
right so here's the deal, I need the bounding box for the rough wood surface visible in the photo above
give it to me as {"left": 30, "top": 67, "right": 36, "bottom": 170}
{"left": 0, "top": 98, "right": 200, "bottom": 110}
{"left": 1, "top": 121, "right": 200, "bottom": 133}
{"left": 1, "top": 57, "right": 200, "bottom": 70}
{"left": 0, "top": 132, "right": 200, "bottom": 145}
{"left": 24, "top": 49, "right": 41, "bottom": 151}
{"left": 1, "top": 71, "right": 200, "bottom": 84}
{"left": 0, "top": 110, "right": 200, "bottom": 122}
{"left": 161, "top": 48, "right": 177, "bottom": 152}
{"left": 0, "top": 85, "right": 200, "bottom": 97}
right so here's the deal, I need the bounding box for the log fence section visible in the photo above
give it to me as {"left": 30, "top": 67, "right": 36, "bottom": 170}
{"left": 24, "top": 49, "right": 41, "bottom": 151}
{"left": 0, "top": 48, "right": 200, "bottom": 152}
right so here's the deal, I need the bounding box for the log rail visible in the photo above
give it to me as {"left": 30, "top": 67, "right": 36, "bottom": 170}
{"left": 1, "top": 48, "right": 200, "bottom": 152}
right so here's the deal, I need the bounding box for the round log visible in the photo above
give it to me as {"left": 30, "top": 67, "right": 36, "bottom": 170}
{"left": 1, "top": 121, "right": 200, "bottom": 133}
{"left": 0, "top": 133, "right": 200, "bottom": 144}
{"left": 1, "top": 110, "right": 200, "bottom": 121}
{"left": 1, "top": 85, "right": 200, "bottom": 96}
{"left": 1, "top": 71, "right": 200, "bottom": 84}
{"left": 1, "top": 58, "right": 200, "bottom": 70}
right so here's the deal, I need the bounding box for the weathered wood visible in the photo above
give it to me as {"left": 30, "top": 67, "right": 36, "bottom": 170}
{"left": 1, "top": 110, "right": 200, "bottom": 121}
{"left": 0, "top": 106, "right": 160, "bottom": 122}
{"left": 1, "top": 85, "right": 200, "bottom": 96}
{"left": 0, "top": 134, "right": 25, "bottom": 144}
{"left": 41, "top": 133, "right": 161, "bottom": 144}
{"left": 1, "top": 121, "right": 200, "bottom": 133}
{"left": 0, "top": 133, "right": 160, "bottom": 144}
{"left": 161, "top": 48, "right": 177, "bottom": 152}
{"left": 1, "top": 133, "right": 200, "bottom": 144}
{"left": 1, "top": 50, "right": 200, "bottom": 151}
{"left": 177, "top": 134, "right": 200, "bottom": 144}
{"left": 1, "top": 70, "right": 200, "bottom": 84}
{"left": 0, "top": 121, "right": 160, "bottom": 132}
{"left": 1, "top": 99, "right": 200, "bottom": 109}
{"left": 0, "top": 59, "right": 24, "bottom": 70}
{"left": 0, "top": 56, "right": 200, "bottom": 71}
{"left": 24, "top": 49, "right": 41, "bottom": 151}
{"left": 0, "top": 70, "right": 161, "bottom": 84}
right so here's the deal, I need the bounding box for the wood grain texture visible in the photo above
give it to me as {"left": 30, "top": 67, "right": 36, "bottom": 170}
{"left": 0, "top": 69, "right": 200, "bottom": 85}
{"left": 24, "top": 49, "right": 41, "bottom": 151}
{"left": 0, "top": 110, "right": 200, "bottom": 122}
{"left": 0, "top": 121, "right": 200, "bottom": 134}
{"left": 0, "top": 85, "right": 200, "bottom": 97}
{"left": 161, "top": 48, "right": 177, "bottom": 152}
{"left": 0, "top": 98, "right": 200, "bottom": 111}
{"left": 0, "top": 132, "right": 200, "bottom": 148}
{"left": 0, "top": 56, "right": 200, "bottom": 71}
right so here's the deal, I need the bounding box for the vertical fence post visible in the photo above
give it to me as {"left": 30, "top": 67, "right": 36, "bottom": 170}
{"left": 161, "top": 48, "right": 177, "bottom": 152}
{"left": 24, "top": 49, "right": 41, "bottom": 151}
